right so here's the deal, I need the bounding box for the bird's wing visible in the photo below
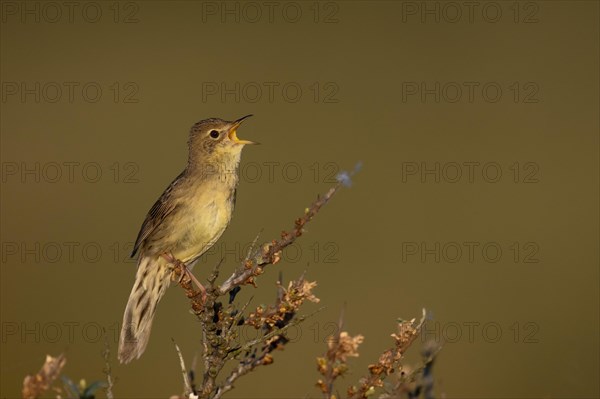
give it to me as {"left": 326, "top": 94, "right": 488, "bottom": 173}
{"left": 131, "top": 172, "right": 185, "bottom": 258}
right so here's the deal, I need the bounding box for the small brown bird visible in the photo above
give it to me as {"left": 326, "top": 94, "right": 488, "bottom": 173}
{"left": 118, "top": 115, "right": 256, "bottom": 364}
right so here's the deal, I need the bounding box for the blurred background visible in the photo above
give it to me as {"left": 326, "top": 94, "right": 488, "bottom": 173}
{"left": 1, "top": 1, "right": 598, "bottom": 398}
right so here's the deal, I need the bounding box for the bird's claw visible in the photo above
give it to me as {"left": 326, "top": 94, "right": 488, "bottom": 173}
{"left": 161, "top": 252, "right": 207, "bottom": 305}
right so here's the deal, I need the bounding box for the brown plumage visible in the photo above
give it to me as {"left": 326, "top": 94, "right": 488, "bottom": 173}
{"left": 118, "top": 115, "right": 256, "bottom": 364}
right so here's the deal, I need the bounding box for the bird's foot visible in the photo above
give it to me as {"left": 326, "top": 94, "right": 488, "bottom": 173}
{"left": 161, "top": 252, "right": 207, "bottom": 305}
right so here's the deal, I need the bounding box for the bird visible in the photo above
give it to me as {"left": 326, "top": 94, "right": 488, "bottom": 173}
{"left": 118, "top": 115, "right": 257, "bottom": 364}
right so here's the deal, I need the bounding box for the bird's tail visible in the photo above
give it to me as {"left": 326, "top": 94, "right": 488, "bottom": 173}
{"left": 118, "top": 255, "right": 171, "bottom": 363}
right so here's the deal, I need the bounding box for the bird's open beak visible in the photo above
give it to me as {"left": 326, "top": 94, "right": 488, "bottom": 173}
{"left": 228, "top": 114, "right": 258, "bottom": 145}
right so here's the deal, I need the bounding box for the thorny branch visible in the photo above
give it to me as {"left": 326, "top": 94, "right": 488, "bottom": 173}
{"left": 212, "top": 305, "right": 324, "bottom": 399}
{"left": 172, "top": 182, "right": 341, "bottom": 317}
{"left": 316, "top": 309, "right": 434, "bottom": 399}
{"left": 316, "top": 306, "right": 359, "bottom": 399}
{"left": 218, "top": 182, "right": 342, "bottom": 295}
{"left": 347, "top": 309, "right": 428, "bottom": 399}
{"left": 316, "top": 316, "right": 364, "bottom": 399}
{"left": 379, "top": 340, "right": 441, "bottom": 399}
{"left": 170, "top": 181, "right": 344, "bottom": 398}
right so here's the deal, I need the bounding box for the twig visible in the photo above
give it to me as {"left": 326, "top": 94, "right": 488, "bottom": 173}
{"left": 102, "top": 330, "right": 115, "bottom": 399}
{"left": 322, "top": 307, "right": 345, "bottom": 398}
{"left": 190, "top": 352, "right": 199, "bottom": 397}
{"left": 226, "top": 295, "right": 254, "bottom": 337}
{"left": 200, "top": 328, "right": 210, "bottom": 382}
{"left": 218, "top": 183, "right": 341, "bottom": 295}
{"left": 211, "top": 354, "right": 264, "bottom": 399}
{"left": 214, "top": 307, "right": 324, "bottom": 399}
{"left": 227, "top": 307, "right": 324, "bottom": 360}
{"left": 244, "top": 229, "right": 263, "bottom": 264}
{"left": 207, "top": 258, "right": 225, "bottom": 287}
{"left": 347, "top": 309, "right": 427, "bottom": 399}
{"left": 172, "top": 338, "right": 193, "bottom": 397}
{"left": 383, "top": 340, "right": 441, "bottom": 399}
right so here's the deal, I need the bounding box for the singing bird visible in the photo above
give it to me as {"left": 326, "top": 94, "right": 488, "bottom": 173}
{"left": 118, "top": 115, "right": 257, "bottom": 364}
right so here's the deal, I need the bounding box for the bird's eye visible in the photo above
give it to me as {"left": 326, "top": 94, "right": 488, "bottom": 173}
{"left": 209, "top": 130, "right": 219, "bottom": 139}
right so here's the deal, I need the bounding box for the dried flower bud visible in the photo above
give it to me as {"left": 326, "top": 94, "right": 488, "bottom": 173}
{"left": 368, "top": 363, "right": 384, "bottom": 375}
{"left": 316, "top": 379, "right": 328, "bottom": 393}
{"left": 316, "top": 357, "right": 328, "bottom": 375}
{"left": 262, "top": 354, "right": 274, "bottom": 365}
{"left": 328, "top": 332, "right": 363, "bottom": 362}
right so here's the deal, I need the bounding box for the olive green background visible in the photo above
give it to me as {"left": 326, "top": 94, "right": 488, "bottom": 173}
{"left": 1, "top": 1, "right": 598, "bottom": 398}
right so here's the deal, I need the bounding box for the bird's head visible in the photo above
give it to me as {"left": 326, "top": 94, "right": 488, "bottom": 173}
{"left": 187, "top": 114, "right": 257, "bottom": 169}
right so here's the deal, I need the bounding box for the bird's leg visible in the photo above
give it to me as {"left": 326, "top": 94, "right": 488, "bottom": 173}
{"left": 161, "top": 252, "right": 207, "bottom": 304}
